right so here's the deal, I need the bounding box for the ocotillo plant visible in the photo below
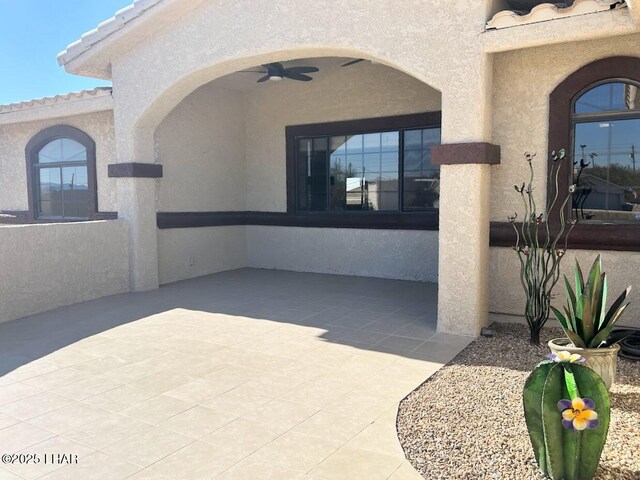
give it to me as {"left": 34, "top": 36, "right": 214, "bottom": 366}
{"left": 510, "top": 150, "right": 576, "bottom": 344}
{"left": 523, "top": 352, "right": 610, "bottom": 480}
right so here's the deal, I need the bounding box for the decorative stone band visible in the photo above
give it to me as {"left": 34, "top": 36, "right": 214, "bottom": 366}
{"left": 107, "top": 163, "right": 163, "bottom": 178}
{"left": 430, "top": 142, "right": 501, "bottom": 165}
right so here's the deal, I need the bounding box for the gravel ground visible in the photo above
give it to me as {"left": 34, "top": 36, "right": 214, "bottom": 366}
{"left": 397, "top": 323, "right": 640, "bottom": 480}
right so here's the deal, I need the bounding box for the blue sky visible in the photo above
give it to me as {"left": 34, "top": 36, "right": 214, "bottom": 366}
{"left": 0, "top": 1, "right": 132, "bottom": 105}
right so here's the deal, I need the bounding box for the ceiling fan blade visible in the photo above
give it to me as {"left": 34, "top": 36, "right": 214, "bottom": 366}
{"left": 341, "top": 59, "right": 365, "bottom": 67}
{"left": 284, "top": 72, "right": 313, "bottom": 81}
{"left": 284, "top": 66, "right": 319, "bottom": 74}
{"left": 238, "top": 70, "right": 267, "bottom": 73}
{"left": 257, "top": 75, "right": 271, "bottom": 83}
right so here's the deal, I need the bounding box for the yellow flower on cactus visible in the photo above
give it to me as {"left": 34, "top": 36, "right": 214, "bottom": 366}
{"left": 557, "top": 397, "right": 599, "bottom": 431}
{"left": 547, "top": 351, "right": 585, "bottom": 364}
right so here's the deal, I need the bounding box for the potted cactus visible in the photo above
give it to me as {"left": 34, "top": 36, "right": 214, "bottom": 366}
{"left": 550, "top": 254, "right": 633, "bottom": 389}
{"left": 523, "top": 352, "right": 610, "bottom": 480}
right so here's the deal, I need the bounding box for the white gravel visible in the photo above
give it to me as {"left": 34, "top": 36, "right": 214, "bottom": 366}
{"left": 397, "top": 323, "right": 640, "bottom": 480}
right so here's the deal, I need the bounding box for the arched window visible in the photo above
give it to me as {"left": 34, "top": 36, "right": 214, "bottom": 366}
{"left": 26, "top": 125, "right": 98, "bottom": 220}
{"left": 571, "top": 81, "right": 640, "bottom": 223}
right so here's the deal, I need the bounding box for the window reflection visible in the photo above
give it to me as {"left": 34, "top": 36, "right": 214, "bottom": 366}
{"left": 296, "top": 125, "right": 439, "bottom": 213}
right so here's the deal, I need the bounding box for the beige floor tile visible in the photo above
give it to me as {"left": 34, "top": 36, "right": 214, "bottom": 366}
{"left": 163, "top": 378, "right": 235, "bottom": 404}
{"left": 28, "top": 402, "right": 112, "bottom": 435}
{"left": 131, "top": 370, "right": 195, "bottom": 395}
{"left": 203, "top": 365, "right": 262, "bottom": 389}
{"left": 0, "top": 392, "right": 75, "bottom": 421}
{"left": 0, "top": 422, "right": 55, "bottom": 452}
{"left": 23, "top": 368, "right": 91, "bottom": 391}
{"left": 102, "top": 360, "right": 169, "bottom": 384}
{"left": 4, "top": 435, "right": 95, "bottom": 480}
{"left": 215, "top": 458, "right": 303, "bottom": 480}
{"left": 159, "top": 406, "right": 237, "bottom": 438}
{"left": 39, "top": 451, "right": 141, "bottom": 480}
{"left": 126, "top": 468, "right": 170, "bottom": 480}
{"left": 292, "top": 411, "right": 372, "bottom": 444}
{"left": 62, "top": 412, "right": 151, "bottom": 450}
{"left": 280, "top": 378, "right": 355, "bottom": 408}
{"left": 102, "top": 426, "right": 193, "bottom": 467}
{"left": 201, "top": 418, "right": 285, "bottom": 454}
{"left": 388, "top": 461, "right": 424, "bottom": 480}
{"left": 0, "top": 468, "right": 23, "bottom": 479}
{"left": 344, "top": 416, "right": 405, "bottom": 458}
{"left": 241, "top": 374, "right": 299, "bottom": 397}
{"left": 324, "top": 391, "right": 397, "bottom": 422}
{"left": 0, "top": 413, "right": 20, "bottom": 430}
{"left": 42, "top": 349, "right": 99, "bottom": 368}
{"left": 120, "top": 395, "right": 194, "bottom": 424}
{"left": 83, "top": 385, "right": 156, "bottom": 412}
{"left": 310, "top": 446, "right": 403, "bottom": 480}
{"left": 149, "top": 441, "right": 243, "bottom": 480}
{"left": 202, "top": 385, "right": 273, "bottom": 416}
{"left": 51, "top": 374, "right": 122, "bottom": 401}
{"left": 242, "top": 399, "right": 320, "bottom": 430}
{"left": 1, "top": 361, "right": 59, "bottom": 383}
{"left": 0, "top": 383, "right": 44, "bottom": 407}
{"left": 251, "top": 431, "right": 340, "bottom": 473}
{"left": 72, "top": 355, "right": 129, "bottom": 374}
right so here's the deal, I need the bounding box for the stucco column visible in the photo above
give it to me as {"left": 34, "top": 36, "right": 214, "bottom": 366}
{"left": 112, "top": 124, "right": 161, "bottom": 292}
{"left": 435, "top": 55, "right": 496, "bottom": 337}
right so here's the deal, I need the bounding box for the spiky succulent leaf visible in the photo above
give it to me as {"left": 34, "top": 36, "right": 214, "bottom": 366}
{"left": 564, "top": 275, "right": 576, "bottom": 314}
{"left": 551, "top": 306, "right": 569, "bottom": 331}
{"left": 602, "top": 329, "right": 635, "bottom": 347}
{"left": 580, "top": 295, "right": 595, "bottom": 345}
{"left": 603, "top": 286, "right": 631, "bottom": 327}
{"left": 588, "top": 303, "right": 631, "bottom": 348}
{"left": 597, "top": 273, "right": 607, "bottom": 330}
{"left": 574, "top": 258, "right": 584, "bottom": 304}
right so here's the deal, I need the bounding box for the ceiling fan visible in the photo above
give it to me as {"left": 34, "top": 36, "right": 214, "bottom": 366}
{"left": 240, "top": 62, "right": 319, "bottom": 83}
{"left": 341, "top": 59, "right": 366, "bottom": 67}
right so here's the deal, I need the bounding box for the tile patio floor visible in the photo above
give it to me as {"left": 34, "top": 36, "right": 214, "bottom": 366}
{"left": 0, "top": 268, "right": 472, "bottom": 480}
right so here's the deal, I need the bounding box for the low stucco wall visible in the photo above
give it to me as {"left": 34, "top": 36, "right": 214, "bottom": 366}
{"left": 158, "top": 226, "right": 248, "bottom": 284}
{"left": 0, "top": 221, "right": 130, "bottom": 324}
{"left": 0, "top": 110, "right": 117, "bottom": 213}
{"left": 490, "top": 247, "right": 640, "bottom": 328}
{"left": 246, "top": 226, "right": 438, "bottom": 282}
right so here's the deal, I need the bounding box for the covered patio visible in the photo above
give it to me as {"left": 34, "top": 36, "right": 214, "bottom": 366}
{"left": 0, "top": 269, "right": 470, "bottom": 480}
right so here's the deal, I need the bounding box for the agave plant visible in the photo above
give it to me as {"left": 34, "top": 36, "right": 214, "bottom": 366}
{"left": 551, "top": 255, "right": 632, "bottom": 348}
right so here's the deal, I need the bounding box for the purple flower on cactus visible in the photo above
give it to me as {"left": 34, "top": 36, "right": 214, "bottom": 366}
{"left": 557, "top": 398, "right": 599, "bottom": 431}
{"left": 546, "top": 351, "right": 585, "bottom": 363}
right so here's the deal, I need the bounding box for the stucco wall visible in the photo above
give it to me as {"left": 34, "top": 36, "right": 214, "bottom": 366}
{"left": 0, "top": 221, "right": 130, "bottom": 324}
{"left": 158, "top": 226, "right": 247, "bottom": 284}
{"left": 489, "top": 34, "right": 640, "bottom": 328}
{"left": 0, "top": 110, "right": 117, "bottom": 213}
{"left": 247, "top": 226, "right": 438, "bottom": 283}
{"left": 156, "top": 83, "right": 246, "bottom": 212}
{"left": 244, "top": 60, "right": 442, "bottom": 212}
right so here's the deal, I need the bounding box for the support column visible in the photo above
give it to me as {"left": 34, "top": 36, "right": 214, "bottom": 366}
{"left": 111, "top": 124, "right": 162, "bottom": 292}
{"left": 434, "top": 55, "right": 497, "bottom": 336}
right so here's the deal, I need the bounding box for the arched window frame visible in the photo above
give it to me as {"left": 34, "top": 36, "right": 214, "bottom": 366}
{"left": 25, "top": 125, "right": 98, "bottom": 221}
{"left": 547, "top": 56, "right": 640, "bottom": 251}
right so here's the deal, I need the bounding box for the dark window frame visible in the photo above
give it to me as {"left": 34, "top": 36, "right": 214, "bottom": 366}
{"left": 17, "top": 125, "right": 114, "bottom": 223}
{"left": 285, "top": 112, "right": 441, "bottom": 229}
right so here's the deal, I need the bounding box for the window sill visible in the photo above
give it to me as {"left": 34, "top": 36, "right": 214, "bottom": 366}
{"left": 157, "top": 211, "right": 439, "bottom": 230}
{"left": 0, "top": 211, "right": 118, "bottom": 224}
{"left": 490, "top": 221, "right": 640, "bottom": 251}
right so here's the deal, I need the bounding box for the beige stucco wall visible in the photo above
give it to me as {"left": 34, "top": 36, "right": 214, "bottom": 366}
{"left": 247, "top": 226, "right": 438, "bottom": 283}
{"left": 243, "top": 60, "right": 442, "bottom": 212}
{"left": 489, "top": 33, "right": 640, "bottom": 328}
{"left": 0, "top": 110, "right": 117, "bottom": 213}
{"left": 158, "top": 226, "right": 247, "bottom": 284}
{"left": 0, "top": 221, "right": 130, "bottom": 324}
{"left": 156, "top": 83, "right": 246, "bottom": 212}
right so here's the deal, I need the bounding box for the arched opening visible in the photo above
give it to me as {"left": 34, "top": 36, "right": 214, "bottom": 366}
{"left": 149, "top": 56, "right": 442, "bottom": 297}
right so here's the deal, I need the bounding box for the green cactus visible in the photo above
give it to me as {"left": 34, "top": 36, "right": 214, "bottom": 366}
{"left": 523, "top": 359, "right": 610, "bottom": 480}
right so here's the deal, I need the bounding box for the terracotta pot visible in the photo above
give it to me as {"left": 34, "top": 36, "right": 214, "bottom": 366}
{"left": 548, "top": 338, "right": 620, "bottom": 390}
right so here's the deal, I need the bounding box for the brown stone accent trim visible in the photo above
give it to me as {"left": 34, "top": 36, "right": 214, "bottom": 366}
{"left": 430, "top": 142, "right": 501, "bottom": 165}
{"left": 490, "top": 222, "right": 640, "bottom": 252}
{"left": 0, "top": 211, "right": 117, "bottom": 224}
{"left": 157, "top": 211, "right": 438, "bottom": 230}
{"left": 107, "top": 163, "right": 163, "bottom": 178}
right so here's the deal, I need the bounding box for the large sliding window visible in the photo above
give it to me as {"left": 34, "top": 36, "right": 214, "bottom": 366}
{"left": 292, "top": 113, "right": 441, "bottom": 214}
